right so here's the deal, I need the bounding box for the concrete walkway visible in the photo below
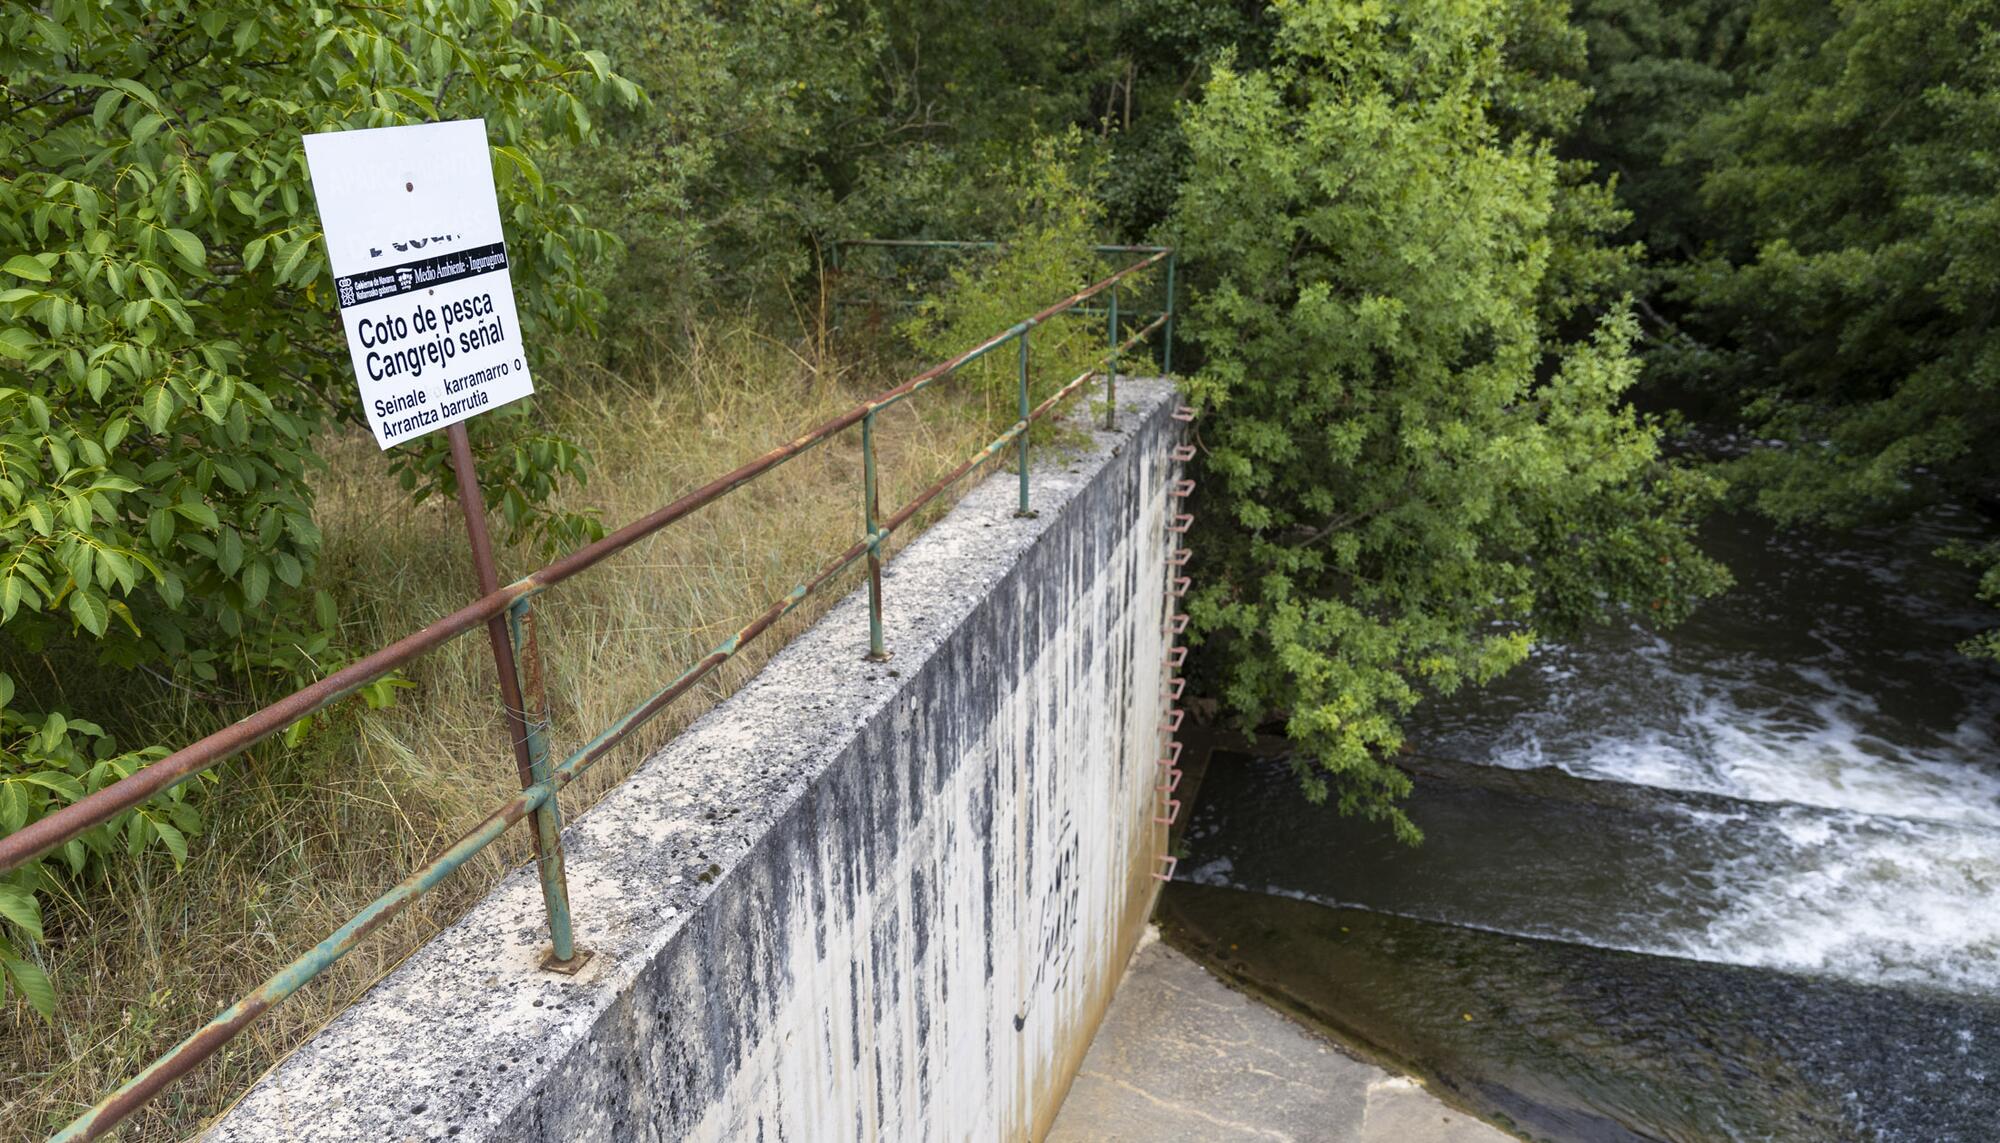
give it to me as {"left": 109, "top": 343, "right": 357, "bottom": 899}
{"left": 1048, "top": 931, "right": 1512, "bottom": 1143}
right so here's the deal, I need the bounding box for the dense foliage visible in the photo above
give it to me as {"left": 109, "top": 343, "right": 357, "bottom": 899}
{"left": 0, "top": 0, "right": 631, "bottom": 1012}
{"left": 1171, "top": 0, "right": 1730, "bottom": 840}
{"left": 1573, "top": 0, "right": 2000, "bottom": 657}
{"left": 553, "top": 0, "right": 1130, "bottom": 343}
{"left": 1566, "top": 0, "right": 1749, "bottom": 269}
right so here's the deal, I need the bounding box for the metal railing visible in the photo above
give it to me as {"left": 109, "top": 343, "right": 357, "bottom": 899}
{"left": 0, "top": 244, "right": 1173, "bottom": 1141}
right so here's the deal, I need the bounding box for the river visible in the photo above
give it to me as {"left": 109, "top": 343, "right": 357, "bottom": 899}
{"left": 1164, "top": 506, "right": 2000, "bottom": 1141}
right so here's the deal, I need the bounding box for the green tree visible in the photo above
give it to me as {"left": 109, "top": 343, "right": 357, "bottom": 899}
{"left": 552, "top": 0, "right": 1131, "bottom": 348}
{"left": 0, "top": 0, "right": 632, "bottom": 1013}
{"left": 1566, "top": 0, "right": 1750, "bottom": 267}
{"left": 551, "top": 0, "right": 877, "bottom": 344}
{"left": 1641, "top": 0, "right": 2000, "bottom": 656}
{"left": 1171, "top": 0, "right": 1729, "bottom": 839}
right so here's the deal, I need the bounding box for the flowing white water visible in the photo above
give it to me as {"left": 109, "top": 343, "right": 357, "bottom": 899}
{"left": 1678, "top": 804, "right": 2000, "bottom": 994}
{"left": 1392, "top": 510, "right": 2000, "bottom": 994}
{"left": 1191, "top": 511, "right": 2000, "bottom": 997}
{"left": 1174, "top": 506, "right": 2000, "bottom": 1140}
{"left": 1451, "top": 633, "right": 2000, "bottom": 829}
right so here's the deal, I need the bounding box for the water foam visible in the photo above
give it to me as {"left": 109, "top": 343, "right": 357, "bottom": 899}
{"left": 1449, "top": 630, "right": 2000, "bottom": 829}
{"left": 1182, "top": 756, "right": 2000, "bottom": 994}
{"left": 1685, "top": 807, "right": 2000, "bottom": 995}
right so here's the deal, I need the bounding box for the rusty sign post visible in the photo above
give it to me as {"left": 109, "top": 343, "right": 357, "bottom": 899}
{"left": 303, "top": 119, "right": 583, "bottom": 972}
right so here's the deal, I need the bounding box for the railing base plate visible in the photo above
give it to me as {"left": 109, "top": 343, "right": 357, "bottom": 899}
{"left": 541, "top": 947, "right": 594, "bottom": 976}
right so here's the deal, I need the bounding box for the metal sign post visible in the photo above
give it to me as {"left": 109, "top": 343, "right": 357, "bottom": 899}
{"left": 304, "top": 119, "right": 583, "bottom": 970}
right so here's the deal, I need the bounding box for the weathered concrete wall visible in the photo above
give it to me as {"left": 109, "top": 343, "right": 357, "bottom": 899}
{"left": 208, "top": 380, "right": 1182, "bottom": 1142}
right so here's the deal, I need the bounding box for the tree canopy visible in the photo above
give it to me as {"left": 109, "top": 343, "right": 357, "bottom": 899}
{"left": 1572, "top": 0, "right": 2000, "bottom": 658}
{"left": 1170, "top": 0, "right": 1729, "bottom": 840}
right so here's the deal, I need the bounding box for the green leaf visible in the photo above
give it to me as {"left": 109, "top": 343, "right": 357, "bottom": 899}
{"left": 141, "top": 385, "right": 174, "bottom": 433}
{"left": 172, "top": 500, "right": 218, "bottom": 529}
{"left": 37, "top": 712, "right": 66, "bottom": 754}
{"left": 2, "top": 255, "right": 50, "bottom": 283}
{"left": 4, "top": 957, "right": 55, "bottom": 1018}
{"left": 277, "top": 236, "right": 313, "bottom": 284}
{"left": 0, "top": 884, "right": 43, "bottom": 944}
{"left": 69, "top": 586, "right": 110, "bottom": 637}
{"left": 131, "top": 112, "right": 167, "bottom": 149}
{"left": 217, "top": 527, "right": 244, "bottom": 575}
{"left": 241, "top": 558, "right": 270, "bottom": 606}
{"left": 314, "top": 589, "right": 337, "bottom": 631}
{"left": 0, "top": 329, "right": 35, "bottom": 362}
{"left": 97, "top": 547, "right": 133, "bottom": 592}
{"left": 92, "top": 89, "right": 126, "bottom": 131}
{"left": 107, "top": 599, "right": 143, "bottom": 638}
{"left": 163, "top": 229, "right": 206, "bottom": 272}
{"left": 64, "top": 539, "right": 94, "bottom": 588}
{"left": 148, "top": 507, "right": 175, "bottom": 550}
{"left": 108, "top": 78, "right": 163, "bottom": 112}
{"left": 493, "top": 146, "right": 545, "bottom": 196}
{"left": 17, "top": 771, "right": 84, "bottom": 801}
{"left": 153, "top": 820, "right": 188, "bottom": 867}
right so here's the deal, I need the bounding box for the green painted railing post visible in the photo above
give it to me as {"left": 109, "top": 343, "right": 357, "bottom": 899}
{"left": 1104, "top": 286, "right": 1119, "bottom": 430}
{"left": 1163, "top": 251, "right": 1177, "bottom": 375}
{"left": 1016, "top": 329, "right": 1034, "bottom": 518}
{"left": 862, "top": 408, "right": 889, "bottom": 660}
{"left": 507, "top": 596, "right": 578, "bottom": 968}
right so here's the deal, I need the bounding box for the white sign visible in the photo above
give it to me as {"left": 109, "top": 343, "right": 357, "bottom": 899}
{"left": 303, "top": 119, "right": 534, "bottom": 449}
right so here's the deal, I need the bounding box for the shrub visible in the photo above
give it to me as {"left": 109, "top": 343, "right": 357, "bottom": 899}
{"left": 0, "top": 0, "right": 633, "bottom": 1013}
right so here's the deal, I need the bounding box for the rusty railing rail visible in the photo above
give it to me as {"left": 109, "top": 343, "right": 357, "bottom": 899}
{"left": 2, "top": 244, "right": 1174, "bottom": 1142}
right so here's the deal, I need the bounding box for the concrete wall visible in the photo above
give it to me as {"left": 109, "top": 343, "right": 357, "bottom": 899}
{"left": 207, "top": 380, "right": 1182, "bottom": 1143}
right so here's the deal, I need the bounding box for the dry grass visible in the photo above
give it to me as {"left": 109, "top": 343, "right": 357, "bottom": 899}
{"left": 0, "top": 315, "right": 1007, "bottom": 1140}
